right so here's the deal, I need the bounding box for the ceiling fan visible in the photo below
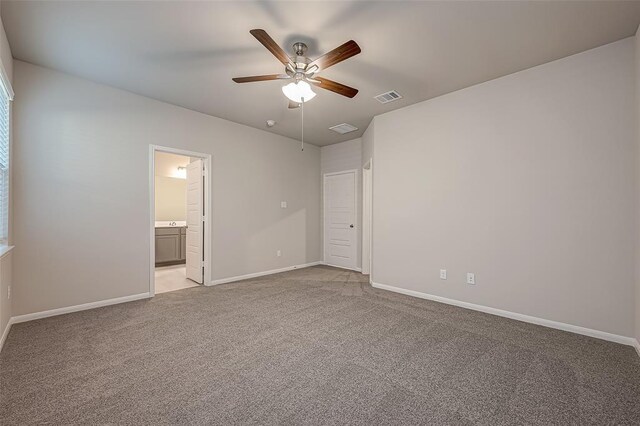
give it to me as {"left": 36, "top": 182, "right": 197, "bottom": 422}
{"left": 233, "top": 29, "right": 361, "bottom": 108}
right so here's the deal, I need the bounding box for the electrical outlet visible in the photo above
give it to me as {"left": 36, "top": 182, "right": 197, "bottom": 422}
{"left": 466, "top": 273, "right": 476, "bottom": 285}
{"left": 277, "top": 250, "right": 282, "bottom": 257}
{"left": 439, "top": 269, "right": 447, "bottom": 280}
{"left": 7, "top": 285, "right": 10, "bottom": 300}
{"left": 281, "top": 201, "right": 287, "bottom": 209}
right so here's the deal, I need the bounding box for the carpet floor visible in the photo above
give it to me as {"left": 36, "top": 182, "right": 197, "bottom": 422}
{"left": 1, "top": 265, "right": 639, "bottom": 425}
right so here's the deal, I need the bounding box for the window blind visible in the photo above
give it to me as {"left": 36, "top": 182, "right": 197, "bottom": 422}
{"left": 0, "top": 82, "right": 9, "bottom": 244}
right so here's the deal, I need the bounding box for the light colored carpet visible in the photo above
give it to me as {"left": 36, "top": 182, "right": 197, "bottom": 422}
{"left": 1, "top": 265, "right": 639, "bottom": 425}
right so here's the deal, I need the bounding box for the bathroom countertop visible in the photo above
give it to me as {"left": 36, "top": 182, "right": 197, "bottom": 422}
{"left": 155, "top": 221, "right": 187, "bottom": 228}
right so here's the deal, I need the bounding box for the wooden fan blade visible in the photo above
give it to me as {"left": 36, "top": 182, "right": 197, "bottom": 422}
{"left": 288, "top": 100, "right": 300, "bottom": 109}
{"left": 311, "top": 77, "right": 358, "bottom": 98}
{"left": 308, "top": 40, "right": 361, "bottom": 72}
{"left": 250, "top": 29, "right": 293, "bottom": 66}
{"left": 232, "top": 74, "right": 290, "bottom": 83}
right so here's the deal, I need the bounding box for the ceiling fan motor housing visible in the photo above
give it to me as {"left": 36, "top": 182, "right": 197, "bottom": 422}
{"left": 285, "top": 43, "right": 312, "bottom": 80}
{"left": 292, "top": 42, "right": 308, "bottom": 56}
{"left": 293, "top": 43, "right": 311, "bottom": 72}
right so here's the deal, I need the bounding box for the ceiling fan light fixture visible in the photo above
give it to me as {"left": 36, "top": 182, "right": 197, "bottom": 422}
{"left": 282, "top": 81, "right": 316, "bottom": 103}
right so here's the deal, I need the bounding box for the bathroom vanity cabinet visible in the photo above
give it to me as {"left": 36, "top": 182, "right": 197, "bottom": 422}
{"left": 155, "top": 226, "right": 187, "bottom": 266}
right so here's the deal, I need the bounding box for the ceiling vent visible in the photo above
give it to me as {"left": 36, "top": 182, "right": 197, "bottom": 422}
{"left": 329, "top": 123, "right": 359, "bottom": 135}
{"left": 374, "top": 90, "right": 402, "bottom": 104}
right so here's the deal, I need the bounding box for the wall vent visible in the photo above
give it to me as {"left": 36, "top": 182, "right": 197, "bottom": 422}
{"left": 329, "top": 123, "right": 358, "bottom": 135}
{"left": 374, "top": 90, "right": 402, "bottom": 104}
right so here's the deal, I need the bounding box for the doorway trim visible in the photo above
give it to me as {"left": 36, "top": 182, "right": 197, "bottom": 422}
{"left": 323, "top": 169, "right": 359, "bottom": 272}
{"left": 149, "top": 145, "right": 212, "bottom": 296}
{"left": 362, "top": 159, "right": 372, "bottom": 279}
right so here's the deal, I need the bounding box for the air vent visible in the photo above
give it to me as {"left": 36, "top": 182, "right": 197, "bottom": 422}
{"left": 374, "top": 90, "right": 403, "bottom": 104}
{"left": 329, "top": 123, "right": 358, "bottom": 135}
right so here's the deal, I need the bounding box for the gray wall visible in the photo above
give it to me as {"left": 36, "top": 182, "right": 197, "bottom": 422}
{"left": 371, "top": 38, "right": 636, "bottom": 337}
{"left": 12, "top": 61, "right": 321, "bottom": 316}
{"left": 320, "top": 138, "right": 362, "bottom": 268}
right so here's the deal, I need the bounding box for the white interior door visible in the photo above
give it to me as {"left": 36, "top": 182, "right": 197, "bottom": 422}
{"left": 324, "top": 170, "right": 357, "bottom": 270}
{"left": 186, "top": 159, "right": 204, "bottom": 283}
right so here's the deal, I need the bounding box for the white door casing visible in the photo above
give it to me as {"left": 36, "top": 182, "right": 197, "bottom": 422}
{"left": 362, "top": 161, "right": 372, "bottom": 276}
{"left": 149, "top": 145, "right": 211, "bottom": 295}
{"left": 186, "top": 159, "right": 204, "bottom": 283}
{"left": 324, "top": 170, "right": 357, "bottom": 270}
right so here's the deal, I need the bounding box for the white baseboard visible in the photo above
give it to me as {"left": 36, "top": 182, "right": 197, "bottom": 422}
{"left": 371, "top": 281, "right": 637, "bottom": 348}
{"left": 321, "top": 262, "right": 362, "bottom": 272}
{"left": 10, "top": 292, "right": 151, "bottom": 325}
{"left": 0, "top": 317, "right": 13, "bottom": 353}
{"left": 209, "top": 261, "right": 323, "bottom": 286}
{"left": 634, "top": 339, "right": 640, "bottom": 358}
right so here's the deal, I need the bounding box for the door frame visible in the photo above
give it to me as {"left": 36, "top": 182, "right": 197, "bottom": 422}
{"left": 362, "top": 159, "right": 372, "bottom": 279}
{"left": 149, "top": 145, "right": 212, "bottom": 296}
{"left": 323, "top": 169, "right": 359, "bottom": 271}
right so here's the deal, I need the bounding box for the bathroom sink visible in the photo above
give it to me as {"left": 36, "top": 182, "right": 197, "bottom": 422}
{"left": 155, "top": 221, "right": 187, "bottom": 228}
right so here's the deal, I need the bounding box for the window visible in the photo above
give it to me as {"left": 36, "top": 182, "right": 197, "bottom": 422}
{"left": 0, "top": 67, "right": 13, "bottom": 246}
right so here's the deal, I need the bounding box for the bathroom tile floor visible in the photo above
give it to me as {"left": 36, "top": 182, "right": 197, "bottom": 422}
{"left": 155, "top": 265, "right": 199, "bottom": 294}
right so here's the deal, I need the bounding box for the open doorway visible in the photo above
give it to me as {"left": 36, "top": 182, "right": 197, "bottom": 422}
{"left": 149, "top": 146, "right": 211, "bottom": 295}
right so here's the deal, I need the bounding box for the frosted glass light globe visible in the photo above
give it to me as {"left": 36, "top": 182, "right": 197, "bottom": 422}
{"left": 282, "top": 81, "right": 316, "bottom": 103}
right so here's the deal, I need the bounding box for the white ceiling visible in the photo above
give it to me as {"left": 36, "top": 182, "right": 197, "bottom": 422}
{"left": 3, "top": 1, "right": 640, "bottom": 146}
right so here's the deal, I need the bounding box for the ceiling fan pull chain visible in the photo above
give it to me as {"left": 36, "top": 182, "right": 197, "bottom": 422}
{"left": 301, "top": 96, "right": 304, "bottom": 152}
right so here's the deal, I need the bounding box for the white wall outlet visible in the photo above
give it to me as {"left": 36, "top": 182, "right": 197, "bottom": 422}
{"left": 7, "top": 285, "right": 10, "bottom": 299}
{"left": 277, "top": 250, "right": 282, "bottom": 257}
{"left": 280, "top": 201, "right": 287, "bottom": 208}
{"left": 440, "top": 269, "right": 447, "bottom": 280}
{"left": 466, "top": 273, "right": 476, "bottom": 285}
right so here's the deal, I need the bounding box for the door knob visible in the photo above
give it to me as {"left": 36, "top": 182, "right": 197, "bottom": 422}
{"left": 350, "top": 224, "right": 354, "bottom": 228}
